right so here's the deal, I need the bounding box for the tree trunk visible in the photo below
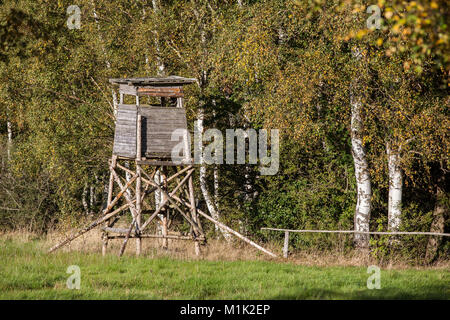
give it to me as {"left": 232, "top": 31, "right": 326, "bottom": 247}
{"left": 152, "top": 0, "right": 165, "bottom": 76}
{"left": 191, "top": 2, "right": 231, "bottom": 241}
{"left": 6, "top": 111, "right": 12, "bottom": 162}
{"left": 350, "top": 48, "right": 372, "bottom": 249}
{"left": 101, "top": 172, "right": 109, "bottom": 211}
{"left": 91, "top": 1, "right": 137, "bottom": 222}
{"left": 213, "top": 164, "right": 220, "bottom": 235}
{"left": 89, "top": 184, "right": 95, "bottom": 215}
{"left": 242, "top": 123, "right": 256, "bottom": 203}
{"left": 154, "top": 170, "right": 165, "bottom": 235}
{"left": 196, "top": 109, "right": 231, "bottom": 241}
{"left": 82, "top": 182, "right": 89, "bottom": 215}
{"left": 91, "top": 0, "right": 118, "bottom": 116}
{"left": 350, "top": 91, "right": 372, "bottom": 249}
{"left": 387, "top": 141, "right": 402, "bottom": 231}
{"left": 425, "top": 184, "right": 447, "bottom": 263}
{"left": 152, "top": 0, "right": 165, "bottom": 214}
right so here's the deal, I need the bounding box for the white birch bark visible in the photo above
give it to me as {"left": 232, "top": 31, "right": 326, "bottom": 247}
{"left": 89, "top": 184, "right": 95, "bottom": 215}
{"left": 242, "top": 123, "right": 256, "bottom": 202}
{"left": 101, "top": 173, "right": 109, "bottom": 210}
{"left": 6, "top": 107, "right": 12, "bottom": 161}
{"left": 191, "top": 1, "right": 231, "bottom": 241}
{"left": 197, "top": 109, "right": 231, "bottom": 241}
{"left": 141, "top": 6, "right": 150, "bottom": 68}
{"left": 82, "top": 183, "right": 89, "bottom": 215}
{"left": 213, "top": 165, "right": 220, "bottom": 234}
{"left": 387, "top": 142, "right": 402, "bottom": 231}
{"left": 152, "top": 0, "right": 165, "bottom": 76}
{"left": 351, "top": 95, "right": 372, "bottom": 248}
{"left": 151, "top": 0, "right": 165, "bottom": 212}
{"left": 154, "top": 170, "right": 165, "bottom": 235}
{"left": 211, "top": 107, "right": 221, "bottom": 219}
{"left": 91, "top": 1, "right": 118, "bottom": 116}
{"left": 350, "top": 48, "right": 372, "bottom": 248}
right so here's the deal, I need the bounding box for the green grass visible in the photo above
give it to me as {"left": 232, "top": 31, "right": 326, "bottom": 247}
{"left": 0, "top": 239, "right": 448, "bottom": 299}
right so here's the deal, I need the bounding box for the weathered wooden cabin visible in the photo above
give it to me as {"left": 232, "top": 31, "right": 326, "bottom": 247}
{"left": 109, "top": 76, "right": 196, "bottom": 162}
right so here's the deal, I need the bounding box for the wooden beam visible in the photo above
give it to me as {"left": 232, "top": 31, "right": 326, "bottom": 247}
{"left": 102, "top": 156, "right": 117, "bottom": 256}
{"left": 103, "top": 173, "right": 137, "bottom": 217}
{"left": 169, "top": 195, "right": 277, "bottom": 258}
{"left": 110, "top": 168, "right": 138, "bottom": 219}
{"left": 188, "top": 175, "right": 203, "bottom": 235}
{"left": 48, "top": 202, "right": 132, "bottom": 253}
{"left": 260, "top": 228, "right": 450, "bottom": 237}
{"left": 118, "top": 218, "right": 136, "bottom": 257}
{"left": 107, "top": 234, "right": 206, "bottom": 241}
{"left": 135, "top": 114, "right": 142, "bottom": 256}
{"left": 137, "top": 87, "right": 183, "bottom": 98}
{"left": 283, "top": 231, "right": 289, "bottom": 258}
{"left": 188, "top": 174, "right": 201, "bottom": 256}
{"left": 116, "top": 163, "right": 192, "bottom": 188}
{"left": 140, "top": 172, "right": 201, "bottom": 234}
{"left": 136, "top": 160, "right": 193, "bottom": 166}
{"left": 140, "top": 169, "right": 195, "bottom": 231}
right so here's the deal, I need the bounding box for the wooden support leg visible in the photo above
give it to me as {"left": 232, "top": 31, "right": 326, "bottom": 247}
{"left": 135, "top": 113, "right": 142, "bottom": 256}
{"left": 103, "top": 156, "right": 117, "bottom": 256}
{"left": 283, "top": 231, "right": 289, "bottom": 258}
{"left": 101, "top": 232, "right": 109, "bottom": 256}
{"left": 188, "top": 175, "right": 203, "bottom": 235}
{"left": 194, "top": 241, "right": 200, "bottom": 256}
{"left": 162, "top": 214, "right": 168, "bottom": 250}
{"left": 188, "top": 175, "right": 201, "bottom": 256}
{"left": 161, "top": 168, "right": 168, "bottom": 250}
{"left": 136, "top": 165, "right": 142, "bottom": 256}
{"left": 119, "top": 169, "right": 151, "bottom": 258}
{"left": 119, "top": 218, "right": 136, "bottom": 257}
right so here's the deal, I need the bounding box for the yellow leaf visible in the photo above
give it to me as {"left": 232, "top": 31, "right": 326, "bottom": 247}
{"left": 356, "top": 29, "right": 367, "bottom": 39}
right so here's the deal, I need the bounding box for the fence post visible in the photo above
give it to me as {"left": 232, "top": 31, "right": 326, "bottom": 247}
{"left": 283, "top": 231, "right": 289, "bottom": 258}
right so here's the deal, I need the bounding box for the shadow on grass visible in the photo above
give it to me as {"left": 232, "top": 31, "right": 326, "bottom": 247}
{"left": 271, "top": 285, "right": 449, "bottom": 300}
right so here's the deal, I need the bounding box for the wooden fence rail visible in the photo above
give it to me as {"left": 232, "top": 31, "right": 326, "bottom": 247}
{"left": 261, "top": 227, "right": 450, "bottom": 258}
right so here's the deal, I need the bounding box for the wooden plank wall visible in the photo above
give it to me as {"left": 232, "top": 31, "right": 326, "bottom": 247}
{"left": 139, "top": 106, "right": 188, "bottom": 159}
{"left": 137, "top": 86, "right": 183, "bottom": 97}
{"left": 113, "top": 105, "right": 188, "bottom": 160}
{"left": 113, "top": 104, "right": 137, "bottom": 158}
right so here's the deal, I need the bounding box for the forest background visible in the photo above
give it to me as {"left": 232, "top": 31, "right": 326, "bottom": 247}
{"left": 0, "top": 0, "right": 448, "bottom": 263}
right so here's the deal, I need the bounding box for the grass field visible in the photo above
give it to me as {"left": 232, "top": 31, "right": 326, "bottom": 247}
{"left": 0, "top": 237, "right": 448, "bottom": 300}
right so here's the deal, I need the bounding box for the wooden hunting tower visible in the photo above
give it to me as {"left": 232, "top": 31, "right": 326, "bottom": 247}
{"left": 48, "top": 76, "right": 276, "bottom": 258}
{"left": 104, "top": 76, "right": 205, "bottom": 256}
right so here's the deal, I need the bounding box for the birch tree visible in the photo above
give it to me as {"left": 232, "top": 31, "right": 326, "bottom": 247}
{"left": 190, "top": 0, "right": 231, "bottom": 240}
{"left": 6, "top": 107, "right": 12, "bottom": 162}
{"left": 386, "top": 141, "right": 402, "bottom": 231}
{"left": 151, "top": 0, "right": 165, "bottom": 219}
{"left": 350, "top": 48, "right": 372, "bottom": 249}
